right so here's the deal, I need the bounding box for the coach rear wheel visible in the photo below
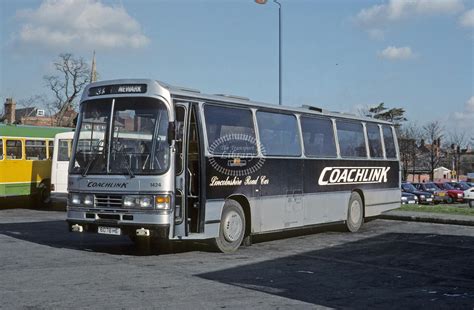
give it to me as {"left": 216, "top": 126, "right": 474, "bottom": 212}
{"left": 346, "top": 192, "right": 364, "bottom": 232}
{"left": 213, "top": 200, "right": 245, "bottom": 253}
{"left": 469, "top": 201, "right": 474, "bottom": 208}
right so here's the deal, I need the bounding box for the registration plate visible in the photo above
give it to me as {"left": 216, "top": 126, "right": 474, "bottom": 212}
{"left": 426, "top": 198, "right": 433, "bottom": 202}
{"left": 98, "top": 226, "right": 121, "bottom": 235}
{"left": 439, "top": 193, "right": 445, "bottom": 197}
{"left": 408, "top": 200, "right": 416, "bottom": 204}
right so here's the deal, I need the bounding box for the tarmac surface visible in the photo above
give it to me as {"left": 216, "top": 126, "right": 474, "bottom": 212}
{"left": 0, "top": 207, "right": 474, "bottom": 309}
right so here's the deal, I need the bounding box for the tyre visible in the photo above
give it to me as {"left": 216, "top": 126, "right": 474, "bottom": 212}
{"left": 469, "top": 200, "right": 474, "bottom": 208}
{"left": 346, "top": 192, "right": 364, "bottom": 232}
{"left": 213, "top": 200, "right": 246, "bottom": 253}
{"left": 36, "top": 182, "right": 51, "bottom": 208}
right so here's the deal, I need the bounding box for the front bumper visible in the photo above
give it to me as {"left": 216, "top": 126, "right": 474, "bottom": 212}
{"left": 67, "top": 207, "right": 171, "bottom": 238}
{"left": 67, "top": 220, "right": 170, "bottom": 238}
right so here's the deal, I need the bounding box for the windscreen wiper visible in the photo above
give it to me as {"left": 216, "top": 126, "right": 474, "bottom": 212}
{"left": 81, "top": 152, "right": 100, "bottom": 177}
{"left": 117, "top": 152, "right": 135, "bottom": 178}
{"left": 124, "top": 160, "right": 135, "bottom": 179}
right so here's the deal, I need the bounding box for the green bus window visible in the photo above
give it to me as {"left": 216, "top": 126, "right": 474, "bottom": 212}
{"left": 6, "top": 140, "right": 22, "bottom": 159}
{"left": 26, "top": 140, "right": 47, "bottom": 160}
{"left": 48, "top": 140, "right": 54, "bottom": 160}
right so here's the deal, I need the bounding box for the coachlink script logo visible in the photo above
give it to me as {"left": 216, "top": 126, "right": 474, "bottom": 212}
{"left": 87, "top": 181, "right": 128, "bottom": 189}
{"left": 318, "top": 166, "right": 390, "bottom": 186}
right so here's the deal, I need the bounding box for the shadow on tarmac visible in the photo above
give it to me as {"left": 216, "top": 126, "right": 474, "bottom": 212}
{"left": 1, "top": 217, "right": 474, "bottom": 307}
{"left": 198, "top": 232, "right": 474, "bottom": 309}
{"left": 0, "top": 196, "right": 67, "bottom": 212}
{"left": 0, "top": 219, "right": 215, "bottom": 256}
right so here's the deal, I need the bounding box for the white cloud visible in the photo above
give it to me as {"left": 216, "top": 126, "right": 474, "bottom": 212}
{"left": 14, "top": 0, "right": 149, "bottom": 51}
{"left": 368, "top": 29, "right": 385, "bottom": 40}
{"left": 378, "top": 46, "right": 415, "bottom": 60}
{"left": 459, "top": 9, "right": 474, "bottom": 28}
{"left": 356, "top": 0, "right": 464, "bottom": 26}
{"left": 451, "top": 96, "right": 474, "bottom": 131}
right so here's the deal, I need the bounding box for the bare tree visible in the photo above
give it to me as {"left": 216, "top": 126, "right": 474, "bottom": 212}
{"left": 398, "top": 122, "right": 423, "bottom": 181}
{"left": 44, "top": 53, "right": 90, "bottom": 127}
{"left": 17, "top": 94, "right": 48, "bottom": 111}
{"left": 446, "top": 129, "right": 468, "bottom": 180}
{"left": 422, "top": 121, "right": 445, "bottom": 181}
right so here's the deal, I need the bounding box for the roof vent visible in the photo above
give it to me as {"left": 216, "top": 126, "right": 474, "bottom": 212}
{"left": 302, "top": 104, "right": 323, "bottom": 112}
{"left": 214, "top": 94, "right": 250, "bottom": 101}
{"left": 157, "top": 80, "right": 201, "bottom": 93}
{"left": 176, "top": 86, "right": 201, "bottom": 93}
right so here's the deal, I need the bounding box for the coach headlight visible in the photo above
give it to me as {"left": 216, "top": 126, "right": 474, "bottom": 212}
{"left": 139, "top": 196, "right": 153, "bottom": 208}
{"left": 155, "top": 195, "right": 170, "bottom": 210}
{"left": 69, "top": 193, "right": 81, "bottom": 205}
{"left": 83, "top": 195, "right": 94, "bottom": 206}
{"left": 420, "top": 195, "right": 425, "bottom": 199}
{"left": 123, "top": 196, "right": 136, "bottom": 208}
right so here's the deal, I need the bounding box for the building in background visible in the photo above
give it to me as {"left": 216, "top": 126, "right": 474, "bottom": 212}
{"left": 1, "top": 98, "right": 77, "bottom": 127}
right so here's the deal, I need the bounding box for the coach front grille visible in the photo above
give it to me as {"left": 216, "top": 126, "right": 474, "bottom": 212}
{"left": 94, "top": 195, "right": 123, "bottom": 208}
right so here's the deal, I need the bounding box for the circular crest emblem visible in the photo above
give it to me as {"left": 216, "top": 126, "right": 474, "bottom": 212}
{"left": 209, "top": 133, "right": 265, "bottom": 177}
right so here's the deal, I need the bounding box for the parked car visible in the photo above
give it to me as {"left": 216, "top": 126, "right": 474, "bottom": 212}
{"left": 413, "top": 182, "right": 450, "bottom": 204}
{"left": 464, "top": 187, "right": 474, "bottom": 208}
{"left": 401, "top": 191, "right": 418, "bottom": 205}
{"left": 401, "top": 182, "right": 434, "bottom": 204}
{"left": 448, "top": 181, "right": 474, "bottom": 191}
{"left": 435, "top": 182, "right": 464, "bottom": 203}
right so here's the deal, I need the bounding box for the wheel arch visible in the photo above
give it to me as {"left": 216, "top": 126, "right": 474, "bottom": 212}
{"left": 226, "top": 194, "right": 251, "bottom": 237}
{"left": 352, "top": 188, "right": 365, "bottom": 218}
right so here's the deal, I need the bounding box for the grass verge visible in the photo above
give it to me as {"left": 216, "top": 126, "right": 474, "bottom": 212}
{"left": 399, "top": 204, "right": 474, "bottom": 216}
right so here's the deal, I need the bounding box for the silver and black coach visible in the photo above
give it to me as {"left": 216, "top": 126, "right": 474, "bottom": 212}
{"left": 67, "top": 79, "right": 401, "bottom": 253}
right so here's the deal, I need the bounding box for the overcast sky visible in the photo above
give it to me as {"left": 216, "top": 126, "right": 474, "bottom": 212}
{"left": 1, "top": 0, "right": 473, "bottom": 135}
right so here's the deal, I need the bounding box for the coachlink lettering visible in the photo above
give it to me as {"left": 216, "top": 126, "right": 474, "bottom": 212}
{"left": 318, "top": 167, "right": 390, "bottom": 185}
{"left": 87, "top": 181, "right": 128, "bottom": 189}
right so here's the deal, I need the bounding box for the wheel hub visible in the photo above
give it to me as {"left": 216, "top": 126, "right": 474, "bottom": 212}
{"left": 223, "top": 210, "right": 243, "bottom": 242}
{"left": 350, "top": 200, "right": 361, "bottom": 223}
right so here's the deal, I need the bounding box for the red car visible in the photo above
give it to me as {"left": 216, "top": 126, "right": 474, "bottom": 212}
{"left": 435, "top": 182, "right": 464, "bottom": 203}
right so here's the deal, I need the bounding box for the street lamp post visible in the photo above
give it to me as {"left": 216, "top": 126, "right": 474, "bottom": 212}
{"left": 255, "top": 0, "right": 282, "bottom": 106}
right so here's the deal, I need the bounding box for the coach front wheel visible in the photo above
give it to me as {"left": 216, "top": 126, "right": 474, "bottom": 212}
{"left": 346, "top": 192, "right": 364, "bottom": 232}
{"left": 213, "top": 200, "right": 246, "bottom": 253}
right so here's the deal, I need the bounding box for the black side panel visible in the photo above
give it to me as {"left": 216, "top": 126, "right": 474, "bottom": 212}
{"left": 206, "top": 157, "right": 399, "bottom": 200}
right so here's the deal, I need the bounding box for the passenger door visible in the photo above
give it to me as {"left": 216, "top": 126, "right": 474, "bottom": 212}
{"left": 173, "top": 102, "right": 202, "bottom": 237}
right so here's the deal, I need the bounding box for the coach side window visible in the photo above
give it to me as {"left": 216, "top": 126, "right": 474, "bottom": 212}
{"left": 383, "top": 125, "right": 397, "bottom": 158}
{"left": 6, "top": 140, "right": 22, "bottom": 160}
{"left": 336, "top": 120, "right": 367, "bottom": 158}
{"left": 301, "top": 116, "right": 336, "bottom": 157}
{"left": 366, "top": 123, "right": 383, "bottom": 158}
{"left": 204, "top": 105, "right": 257, "bottom": 155}
{"left": 26, "top": 140, "right": 47, "bottom": 160}
{"left": 257, "top": 111, "right": 301, "bottom": 156}
{"left": 0, "top": 139, "right": 3, "bottom": 160}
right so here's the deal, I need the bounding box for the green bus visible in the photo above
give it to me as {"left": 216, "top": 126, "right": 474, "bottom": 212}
{"left": 0, "top": 124, "right": 72, "bottom": 206}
